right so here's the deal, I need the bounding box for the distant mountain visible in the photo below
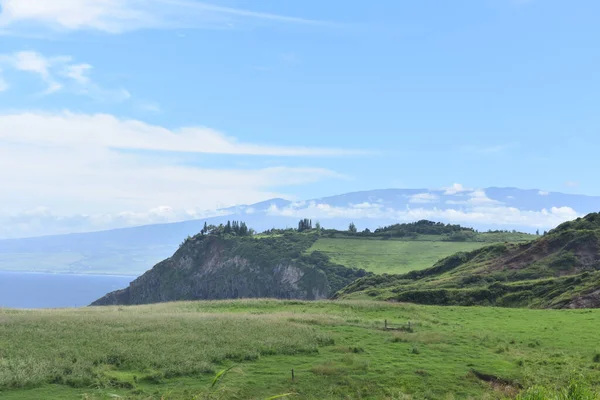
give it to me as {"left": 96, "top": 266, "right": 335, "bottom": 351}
{"left": 0, "top": 187, "right": 597, "bottom": 275}
{"left": 337, "top": 212, "right": 600, "bottom": 309}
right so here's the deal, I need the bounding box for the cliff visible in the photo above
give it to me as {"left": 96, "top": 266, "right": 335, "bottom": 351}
{"left": 92, "top": 232, "right": 367, "bottom": 305}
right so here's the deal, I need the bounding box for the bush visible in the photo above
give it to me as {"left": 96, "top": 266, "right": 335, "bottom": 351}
{"left": 516, "top": 377, "right": 598, "bottom": 400}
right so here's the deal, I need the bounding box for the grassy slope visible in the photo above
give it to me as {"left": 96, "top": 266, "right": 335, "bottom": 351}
{"left": 306, "top": 232, "right": 535, "bottom": 275}
{"left": 337, "top": 214, "right": 600, "bottom": 308}
{"left": 308, "top": 238, "right": 486, "bottom": 275}
{"left": 2, "top": 300, "right": 600, "bottom": 400}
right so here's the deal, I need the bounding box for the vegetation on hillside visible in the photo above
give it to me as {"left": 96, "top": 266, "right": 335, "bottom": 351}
{"left": 306, "top": 238, "right": 490, "bottom": 275}
{"left": 96, "top": 218, "right": 541, "bottom": 306}
{"left": 337, "top": 213, "right": 600, "bottom": 308}
{"left": 259, "top": 219, "right": 536, "bottom": 243}
{"left": 2, "top": 300, "right": 600, "bottom": 399}
{"left": 93, "top": 230, "right": 370, "bottom": 305}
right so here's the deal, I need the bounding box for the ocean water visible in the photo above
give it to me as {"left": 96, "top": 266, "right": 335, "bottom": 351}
{"left": 0, "top": 271, "right": 135, "bottom": 309}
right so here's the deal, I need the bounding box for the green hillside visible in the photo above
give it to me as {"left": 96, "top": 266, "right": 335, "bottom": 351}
{"left": 306, "top": 233, "right": 536, "bottom": 275}
{"left": 307, "top": 238, "right": 486, "bottom": 274}
{"left": 305, "top": 220, "right": 536, "bottom": 275}
{"left": 308, "top": 220, "right": 537, "bottom": 274}
{"left": 2, "top": 299, "right": 599, "bottom": 399}
{"left": 90, "top": 220, "right": 536, "bottom": 306}
{"left": 338, "top": 213, "right": 600, "bottom": 308}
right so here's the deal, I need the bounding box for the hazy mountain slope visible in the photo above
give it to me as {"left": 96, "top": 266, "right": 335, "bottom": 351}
{"left": 1, "top": 187, "right": 597, "bottom": 275}
{"left": 337, "top": 213, "right": 600, "bottom": 308}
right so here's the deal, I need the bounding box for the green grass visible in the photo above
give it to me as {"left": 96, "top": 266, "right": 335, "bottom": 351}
{"left": 337, "top": 224, "right": 600, "bottom": 308}
{"left": 307, "top": 238, "right": 490, "bottom": 274}
{"left": 2, "top": 299, "right": 599, "bottom": 399}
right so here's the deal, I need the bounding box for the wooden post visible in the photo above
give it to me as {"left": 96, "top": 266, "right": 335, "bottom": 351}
{"left": 291, "top": 369, "right": 295, "bottom": 381}
{"left": 384, "top": 319, "right": 388, "bottom": 329}
{"left": 408, "top": 321, "right": 411, "bottom": 330}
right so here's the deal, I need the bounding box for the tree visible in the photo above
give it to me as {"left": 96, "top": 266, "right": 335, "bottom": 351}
{"left": 315, "top": 221, "right": 321, "bottom": 231}
{"left": 298, "top": 218, "right": 312, "bottom": 232}
{"left": 348, "top": 222, "right": 357, "bottom": 233}
{"left": 240, "top": 221, "right": 249, "bottom": 236}
{"left": 201, "top": 221, "right": 208, "bottom": 235}
{"left": 536, "top": 229, "right": 540, "bottom": 236}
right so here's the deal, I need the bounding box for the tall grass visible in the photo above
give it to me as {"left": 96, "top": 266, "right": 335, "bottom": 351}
{"left": 0, "top": 308, "right": 332, "bottom": 390}
{"left": 516, "top": 378, "right": 599, "bottom": 400}
{"left": 2, "top": 300, "right": 600, "bottom": 399}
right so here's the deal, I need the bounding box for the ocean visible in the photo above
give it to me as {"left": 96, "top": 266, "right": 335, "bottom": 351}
{"left": 0, "top": 271, "right": 135, "bottom": 309}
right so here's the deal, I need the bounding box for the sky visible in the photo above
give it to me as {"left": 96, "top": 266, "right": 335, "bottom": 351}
{"left": 0, "top": 0, "right": 599, "bottom": 237}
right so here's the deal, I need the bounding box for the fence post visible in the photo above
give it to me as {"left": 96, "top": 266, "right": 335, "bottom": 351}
{"left": 408, "top": 321, "right": 411, "bottom": 330}
{"left": 384, "top": 319, "right": 388, "bottom": 329}
{"left": 291, "top": 369, "right": 295, "bottom": 381}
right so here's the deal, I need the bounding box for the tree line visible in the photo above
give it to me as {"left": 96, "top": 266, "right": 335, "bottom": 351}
{"left": 198, "top": 218, "right": 487, "bottom": 240}
{"left": 200, "top": 220, "right": 254, "bottom": 236}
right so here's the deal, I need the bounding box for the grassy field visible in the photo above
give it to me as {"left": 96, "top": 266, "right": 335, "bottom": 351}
{"left": 307, "top": 238, "right": 492, "bottom": 274}
{"left": 1, "top": 299, "right": 599, "bottom": 399}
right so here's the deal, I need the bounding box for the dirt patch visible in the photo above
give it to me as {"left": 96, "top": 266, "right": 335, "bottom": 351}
{"left": 470, "top": 369, "right": 523, "bottom": 390}
{"left": 565, "top": 288, "right": 600, "bottom": 309}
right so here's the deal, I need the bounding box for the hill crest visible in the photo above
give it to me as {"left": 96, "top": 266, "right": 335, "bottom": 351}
{"left": 337, "top": 212, "right": 600, "bottom": 308}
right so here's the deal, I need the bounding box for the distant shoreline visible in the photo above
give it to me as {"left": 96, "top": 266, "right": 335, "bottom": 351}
{"left": 0, "top": 270, "right": 138, "bottom": 278}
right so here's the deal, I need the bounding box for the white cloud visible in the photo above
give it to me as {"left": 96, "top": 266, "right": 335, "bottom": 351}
{"left": 63, "top": 63, "right": 92, "bottom": 84}
{"left": 0, "top": 206, "right": 233, "bottom": 238}
{"left": 565, "top": 181, "right": 579, "bottom": 188}
{"left": 443, "top": 183, "right": 471, "bottom": 195}
{"left": 0, "top": 0, "right": 331, "bottom": 34}
{"left": 266, "top": 202, "right": 580, "bottom": 230}
{"left": 538, "top": 190, "right": 550, "bottom": 196}
{"left": 467, "top": 190, "right": 502, "bottom": 206}
{"left": 137, "top": 101, "right": 162, "bottom": 113}
{"left": 0, "top": 111, "right": 365, "bottom": 156}
{"left": 10, "top": 50, "right": 52, "bottom": 75}
{"left": 445, "top": 189, "right": 502, "bottom": 206}
{"left": 0, "top": 51, "right": 62, "bottom": 93}
{"left": 408, "top": 193, "right": 438, "bottom": 204}
{"left": 0, "top": 111, "right": 354, "bottom": 228}
{"left": 0, "top": 51, "right": 127, "bottom": 100}
{"left": 0, "top": 70, "right": 7, "bottom": 91}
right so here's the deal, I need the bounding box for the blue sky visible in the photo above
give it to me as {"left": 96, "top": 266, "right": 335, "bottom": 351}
{"left": 0, "top": 0, "right": 598, "bottom": 236}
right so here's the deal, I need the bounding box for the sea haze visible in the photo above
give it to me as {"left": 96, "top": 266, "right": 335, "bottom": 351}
{"left": 0, "top": 271, "right": 134, "bottom": 309}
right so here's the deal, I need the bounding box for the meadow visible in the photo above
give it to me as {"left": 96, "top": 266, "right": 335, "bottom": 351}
{"left": 308, "top": 238, "right": 497, "bottom": 274}
{"left": 1, "top": 299, "right": 599, "bottom": 399}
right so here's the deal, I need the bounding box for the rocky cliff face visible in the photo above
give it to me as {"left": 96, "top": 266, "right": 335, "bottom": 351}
{"left": 92, "top": 233, "right": 364, "bottom": 306}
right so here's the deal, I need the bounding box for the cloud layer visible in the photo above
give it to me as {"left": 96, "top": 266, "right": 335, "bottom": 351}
{"left": 0, "top": 0, "right": 330, "bottom": 34}
{"left": 0, "top": 111, "right": 352, "bottom": 224}
{"left": 266, "top": 199, "right": 580, "bottom": 230}
{"left": 0, "top": 111, "right": 365, "bottom": 156}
